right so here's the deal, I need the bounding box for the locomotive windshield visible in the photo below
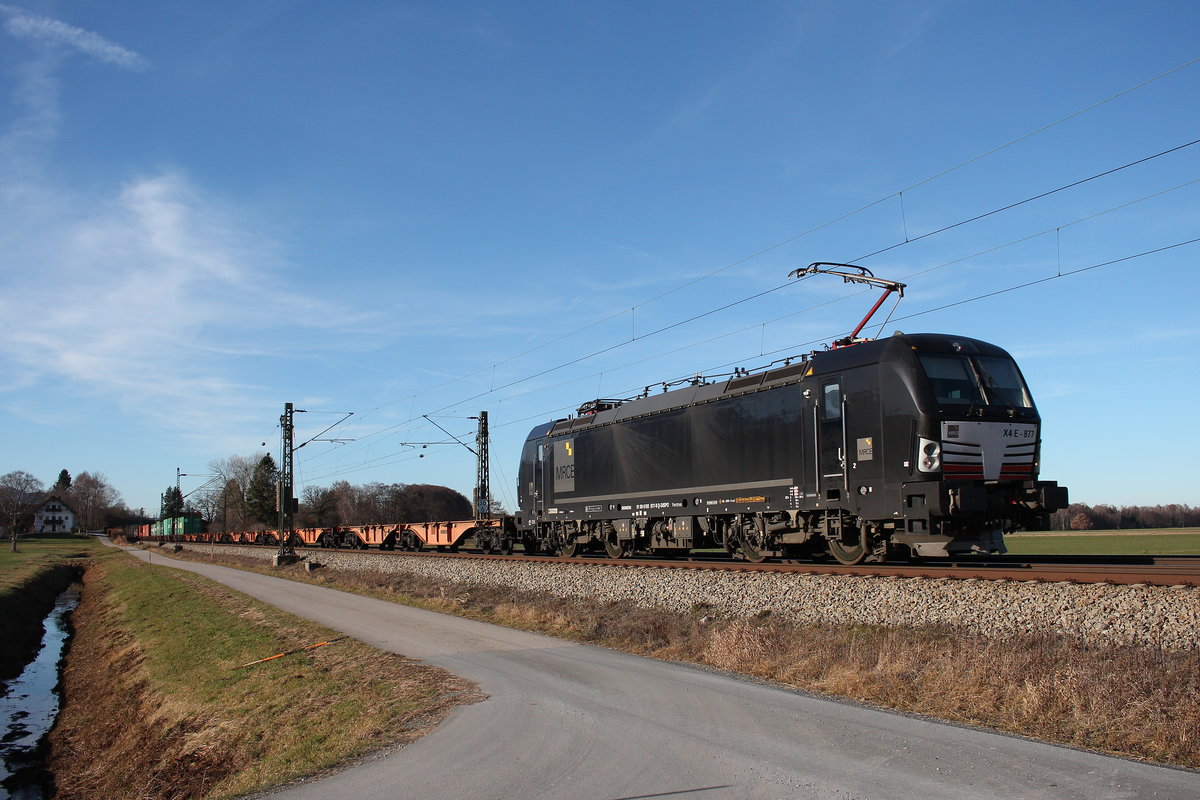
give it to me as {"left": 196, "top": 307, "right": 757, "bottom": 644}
{"left": 917, "top": 353, "right": 1033, "bottom": 409}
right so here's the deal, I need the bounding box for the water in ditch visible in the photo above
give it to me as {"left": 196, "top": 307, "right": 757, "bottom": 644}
{"left": 0, "top": 586, "right": 81, "bottom": 800}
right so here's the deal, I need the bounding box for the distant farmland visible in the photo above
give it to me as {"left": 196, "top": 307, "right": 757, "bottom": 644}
{"left": 1006, "top": 529, "right": 1200, "bottom": 556}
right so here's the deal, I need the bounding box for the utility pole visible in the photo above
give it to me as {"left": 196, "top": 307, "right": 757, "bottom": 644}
{"left": 475, "top": 411, "right": 490, "bottom": 520}
{"left": 414, "top": 413, "right": 491, "bottom": 518}
{"left": 276, "top": 402, "right": 298, "bottom": 565}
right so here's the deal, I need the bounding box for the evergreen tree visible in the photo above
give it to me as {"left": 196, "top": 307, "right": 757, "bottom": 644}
{"left": 246, "top": 454, "right": 279, "bottom": 528}
{"left": 162, "top": 486, "right": 185, "bottom": 518}
{"left": 53, "top": 469, "right": 72, "bottom": 492}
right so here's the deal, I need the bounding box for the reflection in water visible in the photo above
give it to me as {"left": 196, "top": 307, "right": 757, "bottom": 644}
{"left": 0, "top": 586, "right": 80, "bottom": 800}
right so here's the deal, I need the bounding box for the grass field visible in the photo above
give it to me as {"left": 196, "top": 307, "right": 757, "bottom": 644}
{"left": 1006, "top": 528, "right": 1200, "bottom": 555}
{"left": 0, "top": 532, "right": 107, "bottom": 593}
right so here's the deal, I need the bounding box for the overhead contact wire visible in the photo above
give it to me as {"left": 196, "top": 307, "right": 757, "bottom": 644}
{"left": 341, "top": 56, "right": 1200, "bottom": 429}
{"left": 304, "top": 175, "right": 1200, "bottom": 479}
{"left": 405, "top": 142, "right": 1199, "bottom": 420}
{"left": 300, "top": 63, "right": 1200, "bottom": 478}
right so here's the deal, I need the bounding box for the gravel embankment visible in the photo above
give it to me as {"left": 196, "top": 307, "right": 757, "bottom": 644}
{"left": 172, "top": 544, "right": 1200, "bottom": 651}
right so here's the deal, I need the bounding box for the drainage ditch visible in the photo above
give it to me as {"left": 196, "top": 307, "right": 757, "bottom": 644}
{"left": 0, "top": 585, "right": 81, "bottom": 800}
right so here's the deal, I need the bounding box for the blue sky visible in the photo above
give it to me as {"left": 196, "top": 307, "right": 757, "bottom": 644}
{"left": 1, "top": 1, "right": 1198, "bottom": 516}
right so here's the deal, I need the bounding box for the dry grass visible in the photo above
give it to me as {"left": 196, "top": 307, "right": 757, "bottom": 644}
{"left": 48, "top": 557, "right": 482, "bottom": 800}
{"left": 688, "top": 618, "right": 1199, "bottom": 763}
{"left": 159, "top": 547, "right": 1200, "bottom": 768}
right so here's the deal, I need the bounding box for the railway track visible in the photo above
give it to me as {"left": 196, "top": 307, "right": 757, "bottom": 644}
{"left": 190, "top": 542, "right": 1200, "bottom": 587}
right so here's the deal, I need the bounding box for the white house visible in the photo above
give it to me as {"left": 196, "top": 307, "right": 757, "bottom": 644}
{"left": 33, "top": 495, "right": 77, "bottom": 533}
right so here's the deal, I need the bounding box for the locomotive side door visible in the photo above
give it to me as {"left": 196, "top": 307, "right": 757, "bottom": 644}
{"left": 534, "top": 442, "right": 547, "bottom": 517}
{"left": 817, "top": 379, "right": 847, "bottom": 503}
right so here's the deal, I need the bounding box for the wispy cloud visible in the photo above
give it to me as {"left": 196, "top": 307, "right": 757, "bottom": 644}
{"left": 0, "top": 8, "right": 378, "bottom": 447}
{"left": 2, "top": 173, "right": 305, "bottom": 402}
{"left": 0, "top": 166, "right": 395, "bottom": 461}
{"left": 0, "top": 5, "right": 147, "bottom": 163}
{"left": 0, "top": 4, "right": 149, "bottom": 70}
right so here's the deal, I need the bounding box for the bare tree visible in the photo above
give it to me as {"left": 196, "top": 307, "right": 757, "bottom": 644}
{"left": 207, "top": 454, "right": 265, "bottom": 532}
{"left": 66, "top": 472, "right": 121, "bottom": 531}
{"left": 330, "top": 480, "right": 374, "bottom": 525}
{"left": 190, "top": 482, "right": 222, "bottom": 524}
{"left": 0, "top": 471, "right": 45, "bottom": 551}
{"left": 299, "top": 485, "right": 339, "bottom": 527}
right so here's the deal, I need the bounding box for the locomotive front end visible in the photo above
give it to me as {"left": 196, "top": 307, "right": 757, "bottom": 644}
{"left": 893, "top": 335, "right": 1068, "bottom": 557}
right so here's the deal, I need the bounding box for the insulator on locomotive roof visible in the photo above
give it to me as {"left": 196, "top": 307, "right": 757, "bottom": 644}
{"left": 577, "top": 398, "right": 627, "bottom": 416}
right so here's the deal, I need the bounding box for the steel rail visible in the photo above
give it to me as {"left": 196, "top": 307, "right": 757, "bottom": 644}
{"left": 248, "top": 544, "right": 1200, "bottom": 587}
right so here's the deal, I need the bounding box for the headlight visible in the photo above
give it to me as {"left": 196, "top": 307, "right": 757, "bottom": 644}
{"left": 918, "top": 438, "right": 941, "bottom": 472}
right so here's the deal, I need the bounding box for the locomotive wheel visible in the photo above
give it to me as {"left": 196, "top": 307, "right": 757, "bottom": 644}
{"left": 738, "top": 534, "right": 770, "bottom": 563}
{"left": 603, "top": 535, "right": 627, "bottom": 559}
{"left": 736, "top": 520, "right": 773, "bottom": 563}
{"left": 499, "top": 537, "right": 514, "bottom": 555}
{"left": 828, "top": 528, "right": 869, "bottom": 565}
{"left": 559, "top": 540, "right": 580, "bottom": 557}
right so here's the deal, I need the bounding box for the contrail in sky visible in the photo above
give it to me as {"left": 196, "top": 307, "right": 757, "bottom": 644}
{"left": 0, "top": 4, "right": 149, "bottom": 70}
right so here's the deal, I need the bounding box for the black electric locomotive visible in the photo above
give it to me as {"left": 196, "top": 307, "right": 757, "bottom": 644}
{"left": 515, "top": 330, "right": 1067, "bottom": 563}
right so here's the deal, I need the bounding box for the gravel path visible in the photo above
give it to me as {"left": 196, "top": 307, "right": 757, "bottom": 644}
{"left": 173, "top": 544, "right": 1200, "bottom": 650}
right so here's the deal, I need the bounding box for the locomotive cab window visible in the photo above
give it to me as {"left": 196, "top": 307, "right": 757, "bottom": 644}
{"left": 822, "top": 382, "right": 842, "bottom": 420}
{"left": 975, "top": 356, "right": 1033, "bottom": 408}
{"left": 918, "top": 354, "right": 1033, "bottom": 409}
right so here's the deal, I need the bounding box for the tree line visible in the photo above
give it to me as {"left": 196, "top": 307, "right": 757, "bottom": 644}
{"left": 1, "top": 469, "right": 139, "bottom": 549}
{"left": 1049, "top": 502, "right": 1200, "bottom": 531}
{"left": 178, "top": 453, "right": 476, "bottom": 532}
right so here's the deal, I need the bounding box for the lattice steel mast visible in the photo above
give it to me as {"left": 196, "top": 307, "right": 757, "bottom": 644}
{"left": 475, "top": 411, "right": 490, "bottom": 520}
{"left": 276, "top": 402, "right": 296, "bottom": 562}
